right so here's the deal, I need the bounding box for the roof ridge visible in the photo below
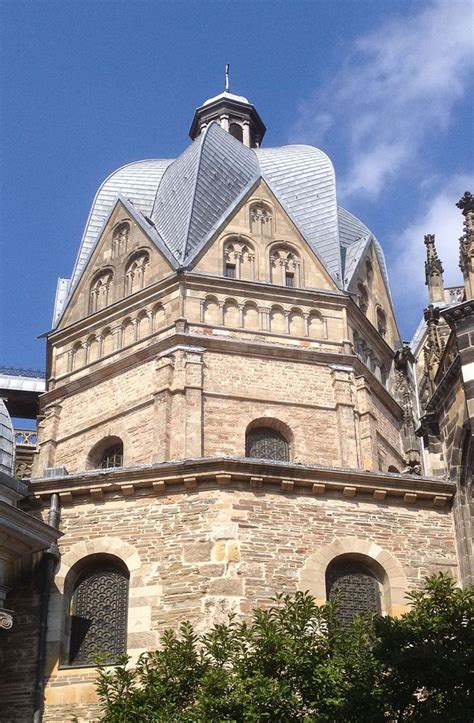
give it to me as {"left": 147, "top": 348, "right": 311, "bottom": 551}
{"left": 180, "top": 124, "right": 213, "bottom": 263}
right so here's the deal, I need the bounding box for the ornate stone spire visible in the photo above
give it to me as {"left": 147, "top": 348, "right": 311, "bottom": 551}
{"left": 424, "top": 233, "right": 444, "bottom": 302}
{"left": 457, "top": 191, "right": 474, "bottom": 300}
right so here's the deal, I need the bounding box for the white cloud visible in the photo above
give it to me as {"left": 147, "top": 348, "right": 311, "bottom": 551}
{"left": 389, "top": 172, "right": 474, "bottom": 336}
{"left": 291, "top": 0, "right": 474, "bottom": 199}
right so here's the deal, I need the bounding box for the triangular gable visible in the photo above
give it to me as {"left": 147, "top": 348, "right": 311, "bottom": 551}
{"left": 191, "top": 178, "right": 339, "bottom": 291}
{"left": 347, "top": 236, "right": 401, "bottom": 343}
{"left": 57, "top": 196, "right": 175, "bottom": 329}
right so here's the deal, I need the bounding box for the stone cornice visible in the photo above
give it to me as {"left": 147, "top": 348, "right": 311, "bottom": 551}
{"left": 27, "top": 456, "right": 454, "bottom": 509}
{"left": 441, "top": 299, "right": 474, "bottom": 328}
{"left": 39, "top": 329, "right": 404, "bottom": 419}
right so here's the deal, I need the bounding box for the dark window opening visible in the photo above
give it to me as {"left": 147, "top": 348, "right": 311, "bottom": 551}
{"left": 100, "top": 444, "right": 123, "bottom": 469}
{"left": 246, "top": 427, "right": 289, "bottom": 462}
{"left": 229, "top": 123, "right": 243, "bottom": 142}
{"left": 225, "top": 263, "right": 236, "bottom": 279}
{"left": 285, "top": 272, "right": 294, "bottom": 288}
{"left": 69, "top": 562, "right": 128, "bottom": 666}
{"left": 326, "top": 559, "right": 381, "bottom": 624}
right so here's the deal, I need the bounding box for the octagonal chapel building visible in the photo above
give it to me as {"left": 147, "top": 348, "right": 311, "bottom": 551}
{"left": 2, "top": 90, "right": 469, "bottom": 722}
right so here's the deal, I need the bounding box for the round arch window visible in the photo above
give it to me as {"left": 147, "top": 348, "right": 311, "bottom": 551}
{"left": 245, "top": 427, "right": 289, "bottom": 462}
{"left": 326, "top": 558, "right": 381, "bottom": 623}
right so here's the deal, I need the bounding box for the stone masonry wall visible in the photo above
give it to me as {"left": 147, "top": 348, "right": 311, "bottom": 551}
{"left": 37, "top": 486, "right": 457, "bottom": 722}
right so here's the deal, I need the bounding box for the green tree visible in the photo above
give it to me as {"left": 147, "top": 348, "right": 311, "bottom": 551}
{"left": 95, "top": 574, "right": 473, "bottom": 722}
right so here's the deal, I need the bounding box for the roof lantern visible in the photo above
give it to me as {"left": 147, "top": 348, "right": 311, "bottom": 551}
{"left": 189, "top": 65, "right": 266, "bottom": 148}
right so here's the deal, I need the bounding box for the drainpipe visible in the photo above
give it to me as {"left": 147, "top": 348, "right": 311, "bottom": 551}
{"left": 33, "top": 493, "right": 60, "bottom": 723}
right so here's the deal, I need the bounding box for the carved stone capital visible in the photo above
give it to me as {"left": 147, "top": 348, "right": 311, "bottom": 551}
{"left": 0, "top": 609, "right": 13, "bottom": 630}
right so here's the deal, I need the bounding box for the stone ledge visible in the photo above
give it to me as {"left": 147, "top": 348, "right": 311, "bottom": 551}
{"left": 26, "top": 457, "right": 454, "bottom": 509}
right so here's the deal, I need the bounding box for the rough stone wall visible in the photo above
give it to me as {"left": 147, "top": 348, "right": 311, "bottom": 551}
{"left": 37, "top": 344, "right": 405, "bottom": 477}
{"left": 0, "top": 560, "right": 40, "bottom": 723}
{"left": 36, "top": 486, "right": 457, "bottom": 722}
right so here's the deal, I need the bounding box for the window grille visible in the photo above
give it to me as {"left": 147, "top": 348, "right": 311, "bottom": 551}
{"left": 99, "top": 444, "right": 123, "bottom": 469}
{"left": 326, "top": 559, "right": 381, "bottom": 624}
{"left": 246, "top": 427, "right": 289, "bottom": 462}
{"left": 225, "top": 263, "right": 236, "bottom": 279}
{"left": 69, "top": 563, "right": 128, "bottom": 665}
{"left": 285, "top": 272, "right": 294, "bottom": 288}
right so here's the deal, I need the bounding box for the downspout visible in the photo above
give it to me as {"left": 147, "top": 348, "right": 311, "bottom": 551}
{"left": 33, "top": 493, "right": 60, "bottom": 723}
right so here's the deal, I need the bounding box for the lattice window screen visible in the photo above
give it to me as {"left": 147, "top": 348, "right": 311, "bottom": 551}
{"left": 326, "top": 560, "right": 381, "bottom": 624}
{"left": 246, "top": 427, "right": 289, "bottom": 462}
{"left": 69, "top": 564, "right": 128, "bottom": 665}
{"left": 100, "top": 444, "right": 123, "bottom": 469}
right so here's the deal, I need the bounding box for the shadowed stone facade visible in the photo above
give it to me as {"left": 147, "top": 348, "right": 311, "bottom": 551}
{"left": 0, "top": 92, "right": 471, "bottom": 723}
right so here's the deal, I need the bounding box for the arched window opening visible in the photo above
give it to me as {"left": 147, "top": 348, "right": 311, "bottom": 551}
{"left": 112, "top": 223, "right": 130, "bottom": 258}
{"left": 223, "top": 238, "right": 255, "bottom": 281}
{"left": 377, "top": 307, "right": 387, "bottom": 338}
{"left": 89, "top": 270, "right": 113, "bottom": 314}
{"left": 88, "top": 437, "right": 124, "bottom": 470}
{"left": 125, "top": 252, "right": 150, "bottom": 296}
{"left": 246, "top": 427, "right": 289, "bottom": 462}
{"left": 67, "top": 556, "right": 129, "bottom": 666}
{"left": 358, "top": 283, "right": 369, "bottom": 315}
{"left": 99, "top": 443, "right": 123, "bottom": 469}
{"left": 388, "top": 465, "right": 400, "bottom": 473}
{"left": 326, "top": 558, "right": 381, "bottom": 624}
{"left": 270, "top": 244, "right": 300, "bottom": 287}
{"left": 365, "top": 259, "right": 374, "bottom": 286}
{"left": 250, "top": 202, "right": 273, "bottom": 237}
{"left": 229, "top": 123, "right": 243, "bottom": 142}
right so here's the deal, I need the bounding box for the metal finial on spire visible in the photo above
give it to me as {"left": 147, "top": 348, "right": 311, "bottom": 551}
{"left": 225, "top": 64, "right": 230, "bottom": 92}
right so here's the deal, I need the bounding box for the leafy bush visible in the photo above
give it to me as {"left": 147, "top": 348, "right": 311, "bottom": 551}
{"left": 96, "top": 574, "right": 473, "bottom": 722}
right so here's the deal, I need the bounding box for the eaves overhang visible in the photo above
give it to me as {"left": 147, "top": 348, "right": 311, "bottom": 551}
{"left": 27, "top": 456, "right": 454, "bottom": 509}
{"left": 0, "top": 500, "right": 62, "bottom": 557}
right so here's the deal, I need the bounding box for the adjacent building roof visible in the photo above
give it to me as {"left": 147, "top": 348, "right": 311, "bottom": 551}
{"left": 55, "top": 121, "right": 391, "bottom": 325}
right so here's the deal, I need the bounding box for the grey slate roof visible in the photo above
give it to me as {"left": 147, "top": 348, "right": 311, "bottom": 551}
{"left": 151, "top": 123, "right": 259, "bottom": 262}
{"left": 56, "top": 122, "right": 392, "bottom": 325}
{"left": 257, "top": 145, "right": 340, "bottom": 280}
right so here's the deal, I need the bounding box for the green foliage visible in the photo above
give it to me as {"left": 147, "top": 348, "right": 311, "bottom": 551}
{"left": 96, "top": 574, "right": 473, "bottom": 722}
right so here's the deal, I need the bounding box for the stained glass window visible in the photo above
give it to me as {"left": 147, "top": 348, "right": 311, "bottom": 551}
{"left": 69, "top": 562, "right": 128, "bottom": 665}
{"left": 246, "top": 427, "right": 289, "bottom": 462}
{"left": 326, "top": 559, "right": 381, "bottom": 624}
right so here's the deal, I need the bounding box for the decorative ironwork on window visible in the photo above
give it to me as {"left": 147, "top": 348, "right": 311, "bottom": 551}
{"left": 326, "top": 560, "right": 381, "bottom": 624}
{"left": 69, "top": 563, "right": 128, "bottom": 665}
{"left": 99, "top": 444, "right": 123, "bottom": 469}
{"left": 246, "top": 427, "right": 289, "bottom": 462}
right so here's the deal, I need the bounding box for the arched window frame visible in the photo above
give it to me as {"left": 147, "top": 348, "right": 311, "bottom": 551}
{"left": 269, "top": 242, "right": 301, "bottom": 287}
{"left": 245, "top": 419, "right": 292, "bottom": 462}
{"left": 325, "top": 555, "right": 383, "bottom": 624}
{"left": 62, "top": 554, "right": 129, "bottom": 668}
{"left": 223, "top": 236, "right": 256, "bottom": 281}
{"left": 229, "top": 122, "right": 243, "bottom": 142}
{"left": 124, "top": 250, "right": 150, "bottom": 296}
{"left": 358, "top": 282, "right": 369, "bottom": 315}
{"left": 376, "top": 306, "right": 387, "bottom": 338}
{"left": 249, "top": 201, "right": 273, "bottom": 237}
{"left": 89, "top": 269, "right": 114, "bottom": 314}
{"left": 112, "top": 222, "right": 130, "bottom": 258}
{"left": 87, "top": 436, "right": 124, "bottom": 470}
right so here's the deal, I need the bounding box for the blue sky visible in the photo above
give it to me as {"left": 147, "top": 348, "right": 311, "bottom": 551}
{"left": 1, "top": 0, "right": 473, "bottom": 370}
